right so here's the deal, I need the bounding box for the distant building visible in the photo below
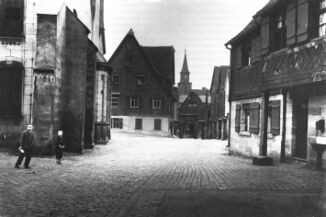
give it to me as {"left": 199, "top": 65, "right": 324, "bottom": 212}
{"left": 176, "top": 52, "right": 211, "bottom": 138}
{"left": 209, "top": 66, "right": 230, "bottom": 140}
{"left": 108, "top": 30, "right": 176, "bottom": 136}
{"left": 0, "top": 0, "right": 111, "bottom": 154}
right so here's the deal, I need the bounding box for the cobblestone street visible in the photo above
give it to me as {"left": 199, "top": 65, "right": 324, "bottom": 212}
{"left": 1, "top": 131, "right": 326, "bottom": 217}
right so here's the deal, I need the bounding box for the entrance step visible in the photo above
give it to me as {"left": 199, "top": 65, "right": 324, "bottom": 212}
{"left": 252, "top": 156, "right": 274, "bottom": 166}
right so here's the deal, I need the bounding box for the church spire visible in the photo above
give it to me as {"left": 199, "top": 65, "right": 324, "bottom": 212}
{"left": 181, "top": 50, "right": 189, "bottom": 73}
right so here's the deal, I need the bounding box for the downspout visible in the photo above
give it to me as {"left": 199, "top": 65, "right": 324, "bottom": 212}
{"left": 280, "top": 88, "right": 287, "bottom": 163}
{"left": 225, "top": 44, "right": 231, "bottom": 148}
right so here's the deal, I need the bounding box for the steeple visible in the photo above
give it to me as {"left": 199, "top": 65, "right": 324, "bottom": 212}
{"left": 181, "top": 50, "right": 189, "bottom": 73}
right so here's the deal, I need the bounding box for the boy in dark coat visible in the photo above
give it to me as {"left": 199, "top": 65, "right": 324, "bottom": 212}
{"left": 54, "top": 130, "right": 65, "bottom": 164}
{"left": 15, "top": 125, "right": 34, "bottom": 169}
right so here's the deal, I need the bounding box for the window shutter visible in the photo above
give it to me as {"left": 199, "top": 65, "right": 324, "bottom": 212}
{"left": 271, "top": 100, "right": 281, "bottom": 135}
{"left": 236, "top": 46, "right": 242, "bottom": 69}
{"left": 286, "top": 2, "right": 296, "bottom": 46}
{"left": 235, "top": 104, "right": 241, "bottom": 133}
{"left": 297, "top": 0, "right": 309, "bottom": 43}
{"left": 249, "top": 102, "right": 260, "bottom": 134}
{"left": 260, "top": 17, "right": 270, "bottom": 55}
{"left": 251, "top": 36, "right": 261, "bottom": 63}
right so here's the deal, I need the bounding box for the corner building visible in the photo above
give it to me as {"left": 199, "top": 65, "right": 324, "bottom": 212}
{"left": 0, "top": 0, "right": 111, "bottom": 154}
{"left": 226, "top": 0, "right": 326, "bottom": 167}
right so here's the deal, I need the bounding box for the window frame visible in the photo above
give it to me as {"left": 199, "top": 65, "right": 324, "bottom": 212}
{"left": 137, "top": 74, "right": 146, "bottom": 85}
{"left": 112, "top": 73, "right": 120, "bottom": 85}
{"left": 130, "top": 96, "right": 139, "bottom": 109}
{"left": 152, "top": 97, "right": 161, "bottom": 110}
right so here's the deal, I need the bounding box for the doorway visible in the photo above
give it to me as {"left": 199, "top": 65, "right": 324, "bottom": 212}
{"left": 293, "top": 97, "right": 308, "bottom": 159}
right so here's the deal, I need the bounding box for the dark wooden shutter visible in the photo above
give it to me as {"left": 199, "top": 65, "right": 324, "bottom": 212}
{"left": 286, "top": 1, "right": 296, "bottom": 46}
{"left": 236, "top": 46, "right": 242, "bottom": 69}
{"left": 135, "top": 118, "right": 142, "bottom": 130}
{"left": 235, "top": 104, "right": 241, "bottom": 133}
{"left": 154, "top": 119, "right": 162, "bottom": 131}
{"left": 249, "top": 102, "right": 260, "bottom": 134}
{"left": 271, "top": 100, "right": 281, "bottom": 135}
{"left": 251, "top": 36, "right": 261, "bottom": 63}
{"left": 297, "top": 0, "right": 309, "bottom": 43}
{"left": 261, "top": 17, "right": 270, "bottom": 55}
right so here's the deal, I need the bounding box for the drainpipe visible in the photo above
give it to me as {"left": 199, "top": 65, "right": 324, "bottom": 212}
{"left": 280, "top": 88, "right": 287, "bottom": 163}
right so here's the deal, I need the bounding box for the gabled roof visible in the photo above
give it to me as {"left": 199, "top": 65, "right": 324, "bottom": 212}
{"left": 142, "top": 46, "right": 175, "bottom": 84}
{"left": 179, "top": 92, "right": 203, "bottom": 111}
{"left": 107, "top": 29, "right": 173, "bottom": 95}
{"left": 225, "top": 20, "right": 259, "bottom": 46}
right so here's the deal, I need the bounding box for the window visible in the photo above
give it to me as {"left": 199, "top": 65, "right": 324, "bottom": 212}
{"left": 111, "top": 118, "right": 123, "bottom": 129}
{"left": 242, "top": 42, "right": 251, "bottom": 66}
{"left": 135, "top": 118, "right": 142, "bottom": 130}
{"left": 188, "top": 103, "right": 197, "bottom": 108}
{"left": 272, "top": 12, "right": 286, "bottom": 51}
{"left": 137, "top": 74, "right": 146, "bottom": 85}
{"left": 0, "top": 67, "right": 22, "bottom": 117}
{"left": 154, "top": 119, "right": 162, "bottom": 131}
{"left": 152, "top": 97, "right": 161, "bottom": 109}
{"left": 130, "top": 97, "right": 139, "bottom": 108}
{"left": 112, "top": 74, "right": 120, "bottom": 85}
{"left": 268, "top": 101, "right": 281, "bottom": 136}
{"left": 241, "top": 104, "right": 250, "bottom": 132}
{"left": 111, "top": 93, "right": 120, "bottom": 107}
{"left": 1, "top": 6, "right": 23, "bottom": 37}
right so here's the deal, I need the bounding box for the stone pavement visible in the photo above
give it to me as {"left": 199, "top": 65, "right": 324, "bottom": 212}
{"left": 0, "top": 131, "right": 326, "bottom": 217}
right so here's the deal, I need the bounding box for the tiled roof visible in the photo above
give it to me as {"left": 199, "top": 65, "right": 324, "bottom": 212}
{"left": 225, "top": 20, "right": 259, "bottom": 45}
{"left": 142, "top": 46, "right": 175, "bottom": 84}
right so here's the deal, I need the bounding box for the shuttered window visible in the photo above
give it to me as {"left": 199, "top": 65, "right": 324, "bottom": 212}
{"left": 296, "top": 0, "right": 309, "bottom": 42}
{"left": 270, "top": 101, "right": 281, "bottom": 135}
{"left": 261, "top": 17, "right": 270, "bottom": 55}
{"left": 286, "top": 2, "right": 296, "bottom": 46}
{"left": 0, "top": 67, "right": 22, "bottom": 117}
{"left": 235, "top": 104, "right": 241, "bottom": 133}
{"left": 249, "top": 102, "right": 260, "bottom": 134}
{"left": 236, "top": 46, "right": 242, "bottom": 69}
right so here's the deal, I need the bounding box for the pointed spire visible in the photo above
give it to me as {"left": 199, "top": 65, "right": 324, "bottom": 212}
{"left": 128, "top": 29, "right": 134, "bottom": 35}
{"left": 181, "top": 50, "right": 189, "bottom": 73}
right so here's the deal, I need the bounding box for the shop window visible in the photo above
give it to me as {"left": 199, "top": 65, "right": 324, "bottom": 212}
{"left": 111, "top": 93, "right": 120, "bottom": 107}
{"left": 111, "top": 118, "right": 123, "bottom": 129}
{"left": 130, "top": 96, "right": 139, "bottom": 108}
{"left": 137, "top": 74, "right": 146, "bottom": 85}
{"left": 112, "top": 74, "right": 120, "bottom": 85}
{"left": 0, "top": 67, "right": 22, "bottom": 117}
{"left": 154, "top": 119, "right": 162, "bottom": 131}
{"left": 135, "top": 118, "right": 142, "bottom": 130}
{"left": 152, "top": 97, "right": 161, "bottom": 109}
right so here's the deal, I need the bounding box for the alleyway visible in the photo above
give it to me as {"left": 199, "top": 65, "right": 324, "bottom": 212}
{"left": 1, "top": 131, "right": 326, "bottom": 217}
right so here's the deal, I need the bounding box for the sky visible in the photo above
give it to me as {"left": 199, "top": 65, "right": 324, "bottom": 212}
{"left": 104, "top": 0, "right": 269, "bottom": 89}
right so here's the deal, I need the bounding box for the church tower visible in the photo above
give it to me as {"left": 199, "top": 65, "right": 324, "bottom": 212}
{"left": 178, "top": 51, "right": 192, "bottom": 96}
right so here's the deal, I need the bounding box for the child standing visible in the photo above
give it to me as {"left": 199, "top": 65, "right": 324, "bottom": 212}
{"left": 54, "top": 130, "right": 65, "bottom": 164}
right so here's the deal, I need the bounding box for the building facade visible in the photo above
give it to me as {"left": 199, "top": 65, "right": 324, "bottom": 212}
{"left": 0, "top": 0, "right": 111, "bottom": 154}
{"left": 108, "top": 30, "right": 175, "bottom": 136}
{"left": 177, "top": 53, "right": 211, "bottom": 139}
{"left": 226, "top": 0, "right": 326, "bottom": 167}
{"left": 209, "top": 66, "right": 230, "bottom": 140}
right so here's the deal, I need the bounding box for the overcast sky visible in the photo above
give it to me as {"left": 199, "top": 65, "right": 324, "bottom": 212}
{"left": 104, "top": 0, "right": 269, "bottom": 89}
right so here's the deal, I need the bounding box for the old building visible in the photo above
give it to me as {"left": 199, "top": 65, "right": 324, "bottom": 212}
{"left": 108, "top": 30, "right": 176, "bottom": 136}
{"left": 226, "top": 0, "right": 326, "bottom": 167}
{"left": 177, "top": 52, "right": 211, "bottom": 139}
{"left": 0, "top": 0, "right": 111, "bottom": 154}
{"left": 209, "top": 66, "right": 230, "bottom": 140}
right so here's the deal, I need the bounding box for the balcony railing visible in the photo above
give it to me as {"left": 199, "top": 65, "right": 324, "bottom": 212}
{"left": 262, "top": 37, "right": 326, "bottom": 89}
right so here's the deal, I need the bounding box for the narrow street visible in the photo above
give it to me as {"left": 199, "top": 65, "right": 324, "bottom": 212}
{"left": 1, "top": 131, "right": 325, "bottom": 217}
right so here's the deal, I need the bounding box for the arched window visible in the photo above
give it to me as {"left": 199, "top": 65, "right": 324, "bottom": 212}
{"left": 0, "top": 63, "right": 23, "bottom": 117}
